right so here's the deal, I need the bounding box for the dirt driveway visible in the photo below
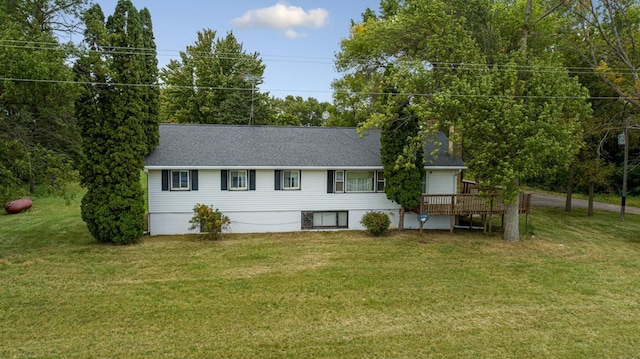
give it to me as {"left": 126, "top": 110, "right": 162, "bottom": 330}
{"left": 530, "top": 192, "right": 640, "bottom": 215}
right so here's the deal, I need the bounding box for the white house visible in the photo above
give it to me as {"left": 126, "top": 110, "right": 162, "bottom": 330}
{"left": 144, "top": 124, "right": 466, "bottom": 234}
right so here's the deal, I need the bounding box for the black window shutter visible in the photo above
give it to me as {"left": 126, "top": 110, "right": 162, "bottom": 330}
{"left": 190, "top": 170, "right": 198, "bottom": 191}
{"left": 249, "top": 170, "right": 256, "bottom": 191}
{"left": 274, "top": 170, "right": 282, "bottom": 190}
{"left": 327, "top": 170, "right": 334, "bottom": 193}
{"left": 221, "top": 170, "right": 228, "bottom": 191}
{"left": 298, "top": 171, "right": 302, "bottom": 189}
{"left": 161, "top": 170, "right": 169, "bottom": 191}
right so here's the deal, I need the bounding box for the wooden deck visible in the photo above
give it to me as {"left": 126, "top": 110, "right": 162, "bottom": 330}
{"left": 419, "top": 193, "right": 532, "bottom": 233}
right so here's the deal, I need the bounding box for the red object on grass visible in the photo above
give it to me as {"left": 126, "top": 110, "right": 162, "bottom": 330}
{"left": 4, "top": 198, "right": 33, "bottom": 214}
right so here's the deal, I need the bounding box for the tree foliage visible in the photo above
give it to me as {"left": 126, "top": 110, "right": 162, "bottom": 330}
{"left": 561, "top": 0, "right": 640, "bottom": 109}
{"left": 270, "top": 95, "right": 331, "bottom": 126}
{"left": 554, "top": 0, "right": 640, "bottom": 208}
{"left": 0, "top": 0, "right": 82, "bottom": 203}
{"left": 159, "top": 29, "right": 269, "bottom": 125}
{"left": 336, "top": 0, "right": 591, "bottom": 241}
{"left": 189, "top": 203, "right": 230, "bottom": 240}
{"left": 360, "top": 211, "right": 391, "bottom": 236}
{"left": 2, "top": 0, "right": 88, "bottom": 34}
{"left": 75, "top": 0, "right": 157, "bottom": 244}
{"left": 376, "top": 66, "right": 424, "bottom": 230}
{"left": 139, "top": 8, "right": 159, "bottom": 155}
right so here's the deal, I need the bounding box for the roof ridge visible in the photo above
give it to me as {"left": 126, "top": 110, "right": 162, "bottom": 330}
{"left": 158, "top": 123, "right": 360, "bottom": 130}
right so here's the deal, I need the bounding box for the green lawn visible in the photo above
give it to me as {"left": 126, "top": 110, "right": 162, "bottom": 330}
{"left": 2, "top": 190, "right": 640, "bottom": 358}
{"left": 570, "top": 192, "right": 640, "bottom": 208}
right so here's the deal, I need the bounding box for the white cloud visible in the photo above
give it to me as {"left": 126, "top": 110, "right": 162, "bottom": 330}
{"left": 232, "top": 2, "right": 329, "bottom": 37}
{"left": 284, "top": 29, "right": 307, "bottom": 39}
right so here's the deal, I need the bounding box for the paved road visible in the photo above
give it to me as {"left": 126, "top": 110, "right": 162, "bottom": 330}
{"left": 530, "top": 192, "right": 640, "bottom": 215}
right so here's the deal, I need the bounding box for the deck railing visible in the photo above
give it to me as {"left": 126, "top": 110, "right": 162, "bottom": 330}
{"left": 419, "top": 193, "right": 532, "bottom": 233}
{"left": 420, "top": 193, "right": 531, "bottom": 215}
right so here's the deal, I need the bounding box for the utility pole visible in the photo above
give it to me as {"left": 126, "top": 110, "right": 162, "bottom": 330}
{"left": 245, "top": 74, "right": 259, "bottom": 125}
{"left": 620, "top": 115, "right": 630, "bottom": 221}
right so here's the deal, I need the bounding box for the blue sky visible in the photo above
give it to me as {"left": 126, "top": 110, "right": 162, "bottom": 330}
{"left": 93, "top": 1, "right": 381, "bottom": 102}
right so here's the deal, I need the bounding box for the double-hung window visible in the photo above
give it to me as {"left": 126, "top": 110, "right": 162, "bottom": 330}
{"left": 230, "top": 170, "right": 248, "bottom": 190}
{"left": 283, "top": 170, "right": 300, "bottom": 190}
{"left": 275, "top": 170, "right": 301, "bottom": 190}
{"left": 162, "top": 170, "right": 198, "bottom": 191}
{"left": 172, "top": 170, "right": 190, "bottom": 190}
{"left": 376, "top": 171, "right": 385, "bottom": 192}
{"left": 335, "top": 171, "right": 344, "bottom": 192}
{"left": 221, "top": 170, "right": 255, "bottom": 191}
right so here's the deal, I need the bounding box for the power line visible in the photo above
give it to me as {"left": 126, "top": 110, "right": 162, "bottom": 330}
{"left": 0, "top": 39, "right": 336, "bottom": 64}
{"left": 0, "top": 76, "right": 622, "bottom": 100}
{"left": 0, "top": 39, "right": 637, "bottom": 74}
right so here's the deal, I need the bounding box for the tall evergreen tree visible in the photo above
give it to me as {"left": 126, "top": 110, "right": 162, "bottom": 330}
{"left": 75, "top": 0, "right": 154, "bottom": 244}
{"left": 139, "top": 8, "right": 159, "bottom": 155}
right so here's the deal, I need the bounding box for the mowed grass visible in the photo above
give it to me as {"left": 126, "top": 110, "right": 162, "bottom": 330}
{"left": 570, "top": 192, "right": 640, "bottom": 208}
{"left": 2, "top": 190, "right": 640, "bottom": 358}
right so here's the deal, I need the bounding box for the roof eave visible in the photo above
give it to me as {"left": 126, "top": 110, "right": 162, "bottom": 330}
{"left": 145, "top": 165, "right": 467, "bottom": 170}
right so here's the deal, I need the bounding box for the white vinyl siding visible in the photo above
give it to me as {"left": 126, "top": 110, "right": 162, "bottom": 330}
{"left": 425, "top": 170, "right": 457, "bottom": 194}
{"left": 147, "top": 168, "right": 459, "bottom": 234}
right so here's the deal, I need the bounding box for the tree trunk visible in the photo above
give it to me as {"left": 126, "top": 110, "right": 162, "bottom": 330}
{"left": 588, "top": 180, "right": 595, "bottom": 217}
{"left": 398, "top": 207, "right": 405, "bottom": 230}
{"left": 521, "top": 0, "right": 533, "bottom": 54}
{"left": 29, "top": 174, "right": 36, "bottom": 194}
{"left": 565, "top": 163, "right": 575, "bottom": 212}
{"left": 504, "top": 195, "right": 520, "bottom": 242}
{"left": 398, "top": 207, "right": 405, "bottom": 231}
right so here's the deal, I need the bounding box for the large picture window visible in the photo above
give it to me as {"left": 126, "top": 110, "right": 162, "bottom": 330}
{"left": 345, "top": 171, "right": 375, "bottom": 192}
{"left": 328, "top": 170, "right": 384, "bottom": 193}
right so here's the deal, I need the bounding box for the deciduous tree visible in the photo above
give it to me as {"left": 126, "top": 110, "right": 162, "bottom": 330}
{"left": 271, "top": 95, "right": 331, "bottom": 126}
{"left": 0, "top": 0, "right": 82, "bottom": 203}
{"left": 159, "top": 30, "right": 269, "bottom": 125}
{"left": 336, "top": 0, "right": 591, "bottom": 241}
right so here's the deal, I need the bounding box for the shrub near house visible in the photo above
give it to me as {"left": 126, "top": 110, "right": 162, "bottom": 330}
{"left": 189, "top": 203, "right": 230, "bottom": 239}
{"left": 360, "top": 211, "right": 391, "bottom": 236}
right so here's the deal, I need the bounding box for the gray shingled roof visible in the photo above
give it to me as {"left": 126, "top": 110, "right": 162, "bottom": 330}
{"left": 144, "top": 124, "right": 466, "bottom": 168}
